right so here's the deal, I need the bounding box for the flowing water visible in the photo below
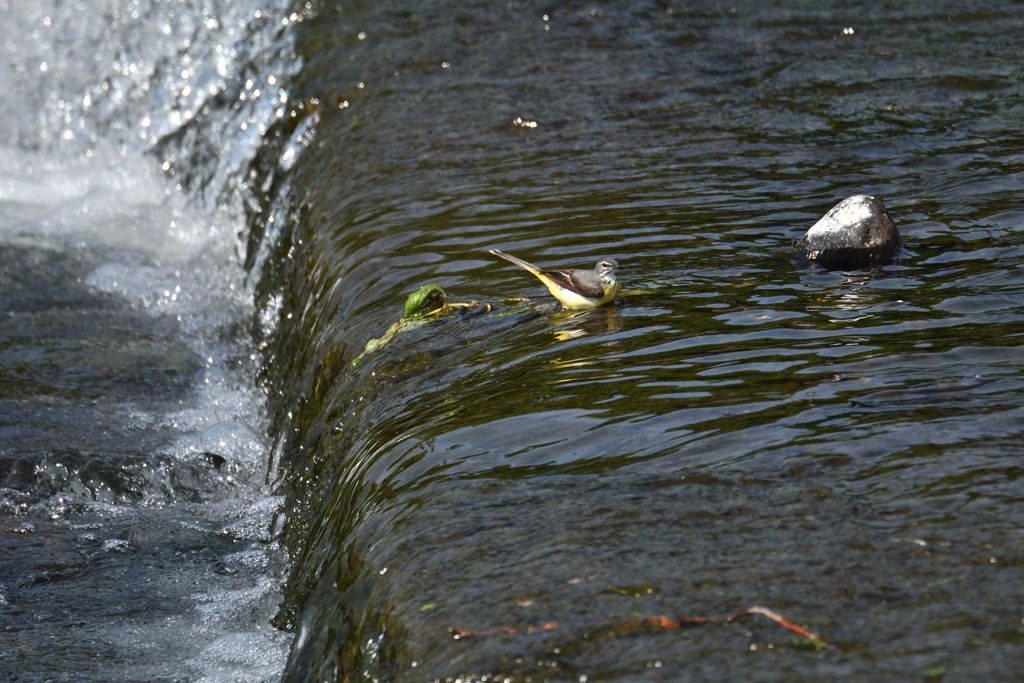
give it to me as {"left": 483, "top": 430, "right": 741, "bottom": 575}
{"left": 262, "top": 1, "right": 1024, "bottom": 681}
{"left": 4, "top": 0, "right": 1024, "bottom": 682}
{"left": 0, "top": 1, "right": 303, "bottom": 680}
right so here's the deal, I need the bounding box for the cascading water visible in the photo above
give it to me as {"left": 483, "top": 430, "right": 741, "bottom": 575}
{"left": 0, "top": 1, "right": 309, "bottom": 680}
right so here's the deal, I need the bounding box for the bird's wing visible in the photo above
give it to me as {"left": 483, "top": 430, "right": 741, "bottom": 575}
{"left": 540, "top": 269, "right": 606, "bottom": 299}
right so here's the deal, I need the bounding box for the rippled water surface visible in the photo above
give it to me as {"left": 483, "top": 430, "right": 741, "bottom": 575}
{"left": 259, "top": 1, "right": 1024, "bottom": 681}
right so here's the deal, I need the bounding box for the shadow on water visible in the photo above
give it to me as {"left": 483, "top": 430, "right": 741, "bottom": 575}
{"left": 256, "top": 1, "right": 1024, "bottom": 680}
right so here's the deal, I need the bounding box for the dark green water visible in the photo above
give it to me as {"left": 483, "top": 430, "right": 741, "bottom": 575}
{"left": 259, "top": 1, "right": 1024, "bottom": 680}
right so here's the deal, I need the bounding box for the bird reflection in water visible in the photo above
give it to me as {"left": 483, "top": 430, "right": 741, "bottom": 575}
{"left": 549, "top": 306, "right": 625, "bottom": 343}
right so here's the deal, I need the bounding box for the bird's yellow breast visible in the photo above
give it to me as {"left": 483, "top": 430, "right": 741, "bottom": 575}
{"left": 536, "top": 273, "right": 617, "bottom": 309}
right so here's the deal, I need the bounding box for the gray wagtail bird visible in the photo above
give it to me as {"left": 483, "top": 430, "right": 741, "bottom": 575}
{"left": 489, "top": 249, "right": 620, "bottom": 309}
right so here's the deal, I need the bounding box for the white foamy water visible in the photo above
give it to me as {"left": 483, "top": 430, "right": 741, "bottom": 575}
{"left": 0, "top": 1, "right": 305, "bottom": 680}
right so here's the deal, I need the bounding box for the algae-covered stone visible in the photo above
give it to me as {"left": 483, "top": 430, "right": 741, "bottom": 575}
{"left": 404, "top": 284, "right": 447, "bottom": 318}
{"left": 353, "top": 285, "right": 451, "bottom": 365}
{"left": 353, "top": 285, "right": 548, "bottom": 366}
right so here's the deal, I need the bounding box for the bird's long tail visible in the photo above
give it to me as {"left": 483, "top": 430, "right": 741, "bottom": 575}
{"left": 489, "top": 249, "right": 542, "bottom": 275}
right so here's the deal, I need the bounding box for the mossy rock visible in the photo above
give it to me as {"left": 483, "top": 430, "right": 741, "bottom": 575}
{"left": 404, "top": 284, "right": 447, "bottom": 318}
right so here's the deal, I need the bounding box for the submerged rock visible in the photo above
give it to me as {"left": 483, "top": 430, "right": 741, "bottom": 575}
{"left": 794, "top": 195, "right": 903, "bottom": 267}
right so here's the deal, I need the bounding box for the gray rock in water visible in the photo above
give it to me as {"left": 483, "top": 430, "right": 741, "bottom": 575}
{"left": 794, "top": 195, "right": 903, "bottom": 267}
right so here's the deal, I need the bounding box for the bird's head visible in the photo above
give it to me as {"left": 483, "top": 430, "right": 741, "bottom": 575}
{"left": 596, "top": 257, "right": 619, "bottom": 278}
